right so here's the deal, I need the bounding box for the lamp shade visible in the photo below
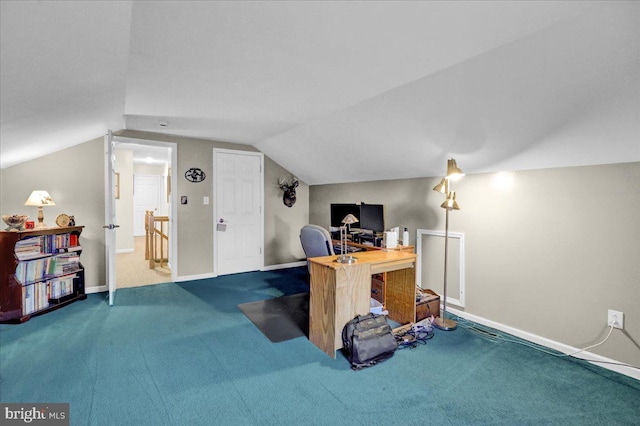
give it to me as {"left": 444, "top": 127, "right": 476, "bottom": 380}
{"left": 446, "top": 159, "right": 465, "bottom": 181}
{"left": 341, "top": 214, "right": 359, "bottom": 225}
{"left": 432, "top": 177, "right": 448, "bottom": 194}
{"left": 25, "top": 190, "right": 55, "bottom": 206}
{"left": 440, "top": 191, "right": 460, "bottom": 210}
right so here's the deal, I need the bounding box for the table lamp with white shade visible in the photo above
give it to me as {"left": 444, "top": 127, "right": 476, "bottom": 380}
{"left": 24, "top": 190, "right": 56, "bottom": 228}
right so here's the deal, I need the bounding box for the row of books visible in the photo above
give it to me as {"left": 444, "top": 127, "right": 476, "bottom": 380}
{"left": 14, "top": 254, "right": 81, "bottom": 285}
{"left": 14, "top": 233, "right": 80, "bottom": 260}
{"left": 22, "top": 274, "right": 77, "bottom": 315}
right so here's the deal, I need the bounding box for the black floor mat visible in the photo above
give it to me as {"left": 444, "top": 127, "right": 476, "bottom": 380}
{"left": 237, "top": 292, "right": 309, "bottom": 342}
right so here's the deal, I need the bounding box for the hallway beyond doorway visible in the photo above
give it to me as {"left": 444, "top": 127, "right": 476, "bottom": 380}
{"left": 116, "top": 236, "right": 171, "bottom": 288}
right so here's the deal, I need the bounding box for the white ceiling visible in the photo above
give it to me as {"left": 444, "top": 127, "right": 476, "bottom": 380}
{"left": 1, "top": 1, "right": 638, "bottom": 184}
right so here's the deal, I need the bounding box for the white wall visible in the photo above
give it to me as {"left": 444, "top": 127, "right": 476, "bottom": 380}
{"left": 0, "top": 138, "right": 106, "bottom": 290}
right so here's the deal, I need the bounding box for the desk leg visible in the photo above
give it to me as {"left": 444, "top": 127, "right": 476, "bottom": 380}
{"left": 385, "top": 267, "right": 416, "bottom": 325}
{"left": 309, "top": 263, "right": 338, "bottom": 358}
{"left": 309, "top": 263, "right": 372, "bottom": 358}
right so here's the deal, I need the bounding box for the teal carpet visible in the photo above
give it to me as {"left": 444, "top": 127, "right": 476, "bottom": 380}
{"left": 1, "top": 267, "right": 638, "bottom": 425}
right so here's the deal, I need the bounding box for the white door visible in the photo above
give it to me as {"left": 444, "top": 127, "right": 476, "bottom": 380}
{"left": 133, "top": 175, "right": 162, "bottom": 236}
{"left": 214, "top": 150, "right": 264, "bottom": 276}
{"left": 104, "top": 130, "right": 119, "bottom": 305}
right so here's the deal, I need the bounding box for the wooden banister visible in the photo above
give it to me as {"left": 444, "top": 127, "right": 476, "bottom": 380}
{"left": 145, "top": 211, "right": 169, "bottom": 269}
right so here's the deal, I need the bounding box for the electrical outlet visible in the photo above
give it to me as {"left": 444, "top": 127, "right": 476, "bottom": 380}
{"left": 607, "top": 310, "right": 624, "bottom": 329}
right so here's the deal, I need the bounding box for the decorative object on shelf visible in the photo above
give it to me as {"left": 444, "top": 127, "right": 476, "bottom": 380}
{"left": 278, "top": 177, "right": 299, "bottom": 207}
{"left": 24, "top": 190, "right": 56, "bottom": 228}
{"left": 68, "top": 216, "right": 75, "bottom": 226}
{"left": 185, "top": 167, "right": 206, "bottom": 183}
{"left": 432, "top": 158, "right": 464, "bottom": 331}
{"left": 402, "top": 228, "right": 410, "bottom": 246}
{"left": 2, "top": 215, "right": 28, "bottom": 231}
{"left": 55, "top": 214, "right": 71, "bottom": 227}
{"left": 336, "top": 214, "right": 359, "bottom": 264}
{"left": 25, "top": 221, "right": 35, "bottom": 230}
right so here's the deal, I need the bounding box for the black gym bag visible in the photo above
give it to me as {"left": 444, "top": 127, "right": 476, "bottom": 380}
{"left": 342, "top": 313, "right": 398, "bottom": 370}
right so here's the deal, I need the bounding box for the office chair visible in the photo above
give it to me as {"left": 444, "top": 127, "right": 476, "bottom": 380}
{"left": 300, "top": 224, "right": 335, "bottom": 271}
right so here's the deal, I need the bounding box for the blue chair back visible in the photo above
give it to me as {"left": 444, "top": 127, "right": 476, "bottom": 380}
{"left": 300, "top": 225, "right": 335, "bottom": 271}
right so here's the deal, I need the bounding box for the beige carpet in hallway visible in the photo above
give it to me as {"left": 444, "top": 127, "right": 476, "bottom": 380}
{"left": 116, "top": 236, "right": 171, "bottom": 288}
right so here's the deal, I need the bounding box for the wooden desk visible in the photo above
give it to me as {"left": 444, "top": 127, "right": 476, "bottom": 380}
{"left": 333, "top": 239, "right": 413, "bottom": 310}
{"left": 308, "top": 250, "right": 416, "bottom": 358}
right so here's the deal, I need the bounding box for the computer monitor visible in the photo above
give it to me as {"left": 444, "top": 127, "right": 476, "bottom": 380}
{"left": 359, "top": 203, "right": 385, "bottom": 234}
{"left": 330, "top": 203, "right": 360, "bottom": 228}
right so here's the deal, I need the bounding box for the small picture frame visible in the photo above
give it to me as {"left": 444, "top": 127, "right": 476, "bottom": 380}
{"left": 115, "top": 172, "right": 120, "bottom": 199}
{"left": 25, "top": 221, "right": 35, "bottom": 230}
{"left": 167, "top": 168, "right": 171, "bottom": 202}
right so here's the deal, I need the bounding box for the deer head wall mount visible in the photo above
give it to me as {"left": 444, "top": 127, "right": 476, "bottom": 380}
{"left": 278, "top": 177, "right": 299, "bottom": 207}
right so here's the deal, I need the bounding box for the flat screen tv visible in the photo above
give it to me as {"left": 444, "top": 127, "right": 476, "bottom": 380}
{"left": 359, "top": 203, "right": 385, "bottom": 234}
{"left": 330, "top": 203, "right": 360, "bottom": 228}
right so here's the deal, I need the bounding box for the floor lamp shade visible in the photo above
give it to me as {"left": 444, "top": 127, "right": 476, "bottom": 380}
{"left": 440, "top": 191, "right": 460, "bottom": 210}
{"left": 446, "top": 159, "right": 465, "bottom": 180}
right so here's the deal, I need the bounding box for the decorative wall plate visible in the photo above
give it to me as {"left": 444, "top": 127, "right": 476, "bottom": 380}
{"left": 185, "top": 167, "right": 206, "bottom": 183}
{"left": 55, "top": 213, "right": 70, "bottom": 227}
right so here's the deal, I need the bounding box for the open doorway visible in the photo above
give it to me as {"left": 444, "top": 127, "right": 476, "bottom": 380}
{"left": 113, "top": 138, "right": 176, "bottom": 289}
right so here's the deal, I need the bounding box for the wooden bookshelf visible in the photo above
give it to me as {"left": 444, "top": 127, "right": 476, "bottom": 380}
{"left": 0, "top": 226, "right": 86, "bottom": 323}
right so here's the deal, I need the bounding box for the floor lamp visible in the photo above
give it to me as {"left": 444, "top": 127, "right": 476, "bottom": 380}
{"left": 432, "top": 159, "right": 464, "bottom": 331}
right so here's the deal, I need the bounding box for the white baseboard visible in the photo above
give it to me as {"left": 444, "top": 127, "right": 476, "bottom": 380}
{"left": 174, "top": 272, "right": 217, "bottom": 282}
{"left": 86, "top": 285, "right": 107, "bottom": 294}
{"left": 261, "top": 261, "right": 306, "bottom": 271}
{"left": 172, "top": 263, "right": 306, "bottom": 282}
{"left": 447, "top": 306, "right": 640, "bottom": 381}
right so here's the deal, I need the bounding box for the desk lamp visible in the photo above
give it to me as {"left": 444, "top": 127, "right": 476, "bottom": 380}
{"left": 432, "top": 159, "right": 464, "bottom": 331}
{"left": 336, "top": 214, "right": 359, "bottom": 264}
{"left": 25, "top": 190, "right": 56, "bottom": 228}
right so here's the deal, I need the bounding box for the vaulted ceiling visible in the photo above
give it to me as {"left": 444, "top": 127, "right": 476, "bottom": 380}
{"left": 2, "top": 1, "right": 638, "bottom": 184}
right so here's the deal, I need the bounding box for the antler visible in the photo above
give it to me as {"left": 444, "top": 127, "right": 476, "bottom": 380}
{"left": 279, "top": 177, "right": 299, "bottom": 190}
{"left": 278, "top": 177, "right": 289, "bottom": 190}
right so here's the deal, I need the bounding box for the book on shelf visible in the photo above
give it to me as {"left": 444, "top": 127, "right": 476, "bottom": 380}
{"left": 15, "top": 251, "right": 50, "bottom": 261}
{"left": 14, "top": 257, "right": 80, "bottom": 285}
{"left": 48, "top": 274, "right": 76, "bottom": 300}
{"left": 49, "top": 254, "right": 81, "bottom": 275}
{"left": 15, "top": 237, "right": 43, "bottom": 260}
{"left": 13, "top": 233, "right": 79, "bottom": 259}
{"left": 13, "top": 234, "right": 82, "bottom": 282}
{"left": 15, "top": 257, "right": 53, "bottom": 284}
{"left": 56, "top": 245, "right": 82, "bottom": 253}
{"left": 22, "top": 281, "right": 50, "bottom": 315}
{"left": 20, "top": 274, "right": 77, "bottom": 314}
